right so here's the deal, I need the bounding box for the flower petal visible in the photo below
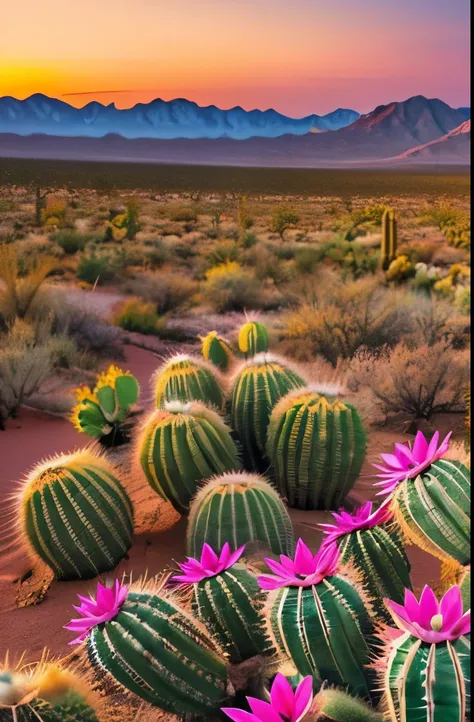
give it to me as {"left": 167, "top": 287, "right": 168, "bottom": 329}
{"left": 440, "top": 586, "right": 463, "bottom": 629}
{"left": 293, "top": 676, "right": 314, "bottom": 722}
{"left": 221, "top": 709, "right": 260, "bottom": 722}
{"left": 270, "top": 673, "right": 294, "bottom": 719}
{"left": 248, "top": 697, "right": 284, "bottom": 722}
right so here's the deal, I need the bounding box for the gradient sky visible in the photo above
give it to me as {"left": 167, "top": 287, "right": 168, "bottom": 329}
{"left": 2, "top": 0, "right": 470, "bottom": 117}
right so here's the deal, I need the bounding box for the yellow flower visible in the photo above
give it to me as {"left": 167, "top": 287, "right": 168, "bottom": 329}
{"left": 73, "top": 385, "right": 96, "bottom": 403}
{"left": 94, "top": 365, "right": 130, "bottom": 392}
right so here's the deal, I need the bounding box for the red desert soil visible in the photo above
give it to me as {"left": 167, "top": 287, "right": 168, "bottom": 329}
{"left": 0, "top": 344, "right": 448, "bottom": 660}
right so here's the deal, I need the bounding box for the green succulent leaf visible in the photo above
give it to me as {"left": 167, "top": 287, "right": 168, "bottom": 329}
{"left": 96, "top": 385, "right": 118, "bottom": 420}
{"left": 115, "top": 375, "right": 139, "bottom": 408}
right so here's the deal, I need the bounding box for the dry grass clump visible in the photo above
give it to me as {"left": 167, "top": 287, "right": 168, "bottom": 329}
{"left": 122, "top": 270, "right": 198, "bottom": 314}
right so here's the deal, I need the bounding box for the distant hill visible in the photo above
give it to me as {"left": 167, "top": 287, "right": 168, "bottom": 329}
{"left": 0, "top": 95, "right": 468, "bottom": 167}
{"left": 0, "top": 94, "right": 359, "bottom": 140}
{"left": 392, "top": 119, "right": 470, "bottom": 162}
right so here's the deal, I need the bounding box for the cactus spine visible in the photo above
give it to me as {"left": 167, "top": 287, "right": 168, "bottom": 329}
{"left": 390, "top": 459, "right": 470, "bottom": 565}
{"left": 200, "top": 331, "right": 235, "bottom": 372}
{"left": 383, "top": 633, "right": 470, "bottom": 722}
{"left": 230, "top": 354, "right": 305, "bottom": 471}
{"left": 192, "top": 566, "right": 272, "bottom": 663}
{"left": 152, "top": 354, "right": 225, "bottom": 410}
{"left": 268, "top": 574, "right": 375, "bottom": 698}
{"left": 237, "top": 321, "right": 269, "bottom": 356}
{"left": 186, "top": 472, "right": 295, "bottom": 557}
{"left": 335, "top": 523, "right": 412, "bottom": 623}
{"left": 380, "top": 209, "right": 397, "bottom": 270}
{"left": 87, "top": 583, "right": 229, "bottom": 715}
{"left": 267, "top": 388, "right": 366, "bottom": 509}
{"left": 135, "top": 401, "right": 240, "bottom": 515}
{"left": 19, "top": 449, "right": 133, "bottom": 581}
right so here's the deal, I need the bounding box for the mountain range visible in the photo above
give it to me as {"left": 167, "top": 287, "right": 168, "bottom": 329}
{"left": 0, "top": 94, "right": 470, "bottom": 166}
{"left": 0, "top": 94, "right": 359, "bottom": 140}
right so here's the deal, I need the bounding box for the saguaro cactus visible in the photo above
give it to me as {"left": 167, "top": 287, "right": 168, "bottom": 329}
{"left": 380, "top": 209, "right": 397, "bottom": 270}
{"left": 186, "top": 471, "right": 295, "bottom": 558}
{"left": 18, "top": 449, "right": 133, "bottom": 580}
{"left": 152, "top": 354, "right": 225, "bottom": 410}
{"left": 267, "top": 387, "right": 366, "bottom": 510}
{"left": 66, "top": 579, "right": 229, "bottom": 716}
{"left": 375, "top": 431, "right": 470, "bottom": 565}
{"left": 173, "top": 543, "right": 272, "bottom": 663}
{"left": 382, "top": 585, "right": 470, "bottom": 722}
{"left": 134, "top": 401, "right": 240, "bottom": 515}
{"left": 230, "top": 354, "right": 305, "bottom": 470}
{"left": 259, "top": 540, "right": 376, "bottom": 699}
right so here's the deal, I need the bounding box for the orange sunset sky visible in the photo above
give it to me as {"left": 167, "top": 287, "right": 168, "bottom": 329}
{"left": 2, "top": 0, "right": 470, "bottom": 117}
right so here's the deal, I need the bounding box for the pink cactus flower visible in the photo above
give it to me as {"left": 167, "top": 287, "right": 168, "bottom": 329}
{"left": 222, "top": 673, "right": 314, "bottom": 722}
{"left": 257, "top": 538, "right": 339, "bottom": 590}
{"left": 172, "top": 542, "right": 246, "bottom": 584}
{"left": 373, "top": 430, "right": 452, "bottom": 496}
{"left": 64, "top": 579, "right": 129, "bottom": 645}
{"left": 386, "top": 585, "right": 470, "bottom": 644}
{"left": 319, "top": 501, "right": 393, "bottom": 547}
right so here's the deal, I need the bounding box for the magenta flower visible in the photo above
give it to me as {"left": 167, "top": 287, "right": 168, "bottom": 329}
{"left": 172, "top": 542, "right": 246, "bottom": 584}
{"left": 64, "top": 579, "right": 129, "bottom": 645}
{"left": 373, "top": 430, "right": 452, "bottom": 496}
{"left": 386, "top": 585, "right": 470, "bottom": 644}
{"left": 222, "top": 673, "right": 314, "bottom": 722}
{"left": 319, "top": 501, "right": 393, "bottom": 547}
{"left": 257, "top": 539, "right": 339, "bottom": 590}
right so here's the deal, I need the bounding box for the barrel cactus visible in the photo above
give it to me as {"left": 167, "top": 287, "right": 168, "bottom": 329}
{"left": 267, "top": 387, "right": 366, "bottom": 509}
{"left": 66, "top": 579, "right": 230, "bottom": 715}
{"left": 238, "top": 320, "right": 269, "bottom": 357}
{"left": 374, "top": 430, "right": 470, "bottom": 565}
{"left": 319, "top": 501, "right": 412, "bottom": 622}
{"left": 186, "top": 471, "right": 295, "bottom": 558}
{"left": 382, "top": 585, "right": 470, "bottom": 722}
{"left": 201, "top": 331, "right": 235, "bottom": 372}
{"left": 230, "top": 354, "right": 305, "bottom": 470}
{"left": 173, "top": 542, "right": 272, "bottom": 663}
{"left": 0, "top": 654, "right": 100, "bottom": 722}
{"left": 259, "top": 539, "right": 376, "bottom": 699}
{"left": 70, "top": 365, "right": 139, "bottom": 445}
{"left": 152, "top": 354, "right": 225, "bottom": 410}
{"left": 18, "top": 449, "right": 133, "bottom": 581}
{"left": 134, "top": 400, "right": 240, "bottom": 515}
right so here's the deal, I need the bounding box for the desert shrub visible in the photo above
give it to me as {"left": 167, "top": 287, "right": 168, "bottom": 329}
{"left": 41, "top": 196, "right": 68, "bottom": 227}
{"left": 144, "top": 239, "right": 169, "bottom": 268}
{"left": 51, "top": 229, "right": 90, "bottom": 254}
{"left": 295, "top": 246, "right": 324, "bottom": 274}
{"left": 351, "top": 204, "right": 390, "bottom": 226}
{"left": 249, "top": 246, "right": 294, "bottom": 284}
{"left": 0, "top": 319, "right": 53, "bottom": 427}
{"left": 240, "top": 231, "right": 258, "bottom": 249}
{"left": 170, "top": 207, "right": 198, "bottom": 223}
{"left": 397, "top": 240, "right": 438, "bottom": 264}
{"left": 386, "top": 255, "right": 415, "bottom": 283}
{"left": 408, "top": 296, "right": 469, "bottom": 348}
{"left": 51, "top": 300, "right": 124, "bottom": 359}
{"left": 0, "top": 244, "right": 56, "bottom": 324}
{"left": 201, "top": 261, "right": 263, "bottom": 312}
{"left": 273, "top": 243, "right": 296, "bottom": 260}
{"left": 454, "top": 286, "right": 470, "bottom": 315}
{"left": 76, "top": 253, "right": 117, "bottom": 285}
{"left": 280, "top": 276, "right": 409, "bottom": 366}
{"left": 105, "top": 199, "right": 140, "bottom": 241}
{"left": 111, "top": 297, "right": 164, "bottom": 335}
{"left": 270, "top": 208, "right": 300, "bottom": 239}
{"left": 123, "top": 271, "right": 198, "bottom": 314}
{"left": 206, "top": 241, "right": 241, "bottom": 268}
{"left": 48, "top": 334, "right": 81, "bottom": 368}
{"left": 348, "top": 342, "right": 469, "bottom": 421}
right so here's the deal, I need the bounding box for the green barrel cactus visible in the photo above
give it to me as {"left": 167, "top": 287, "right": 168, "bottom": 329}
{"left": 319, "top": 501, "right": 412, "bottom": 622}
{"left": 267, "top": 387, "right": 366, "bottom": 509}
{"left": 459, "top": 564, "right": 470, "bottom": 609}
{"left": 67, "top": 580, "right": 230, "bottom": 716}
{"left": 259, "top": 540, "right": 376, "bottom": 699}
{"left": 152, "top": 353, "right": 225, "bottom": 410}
{"left": 315, "top": 688, "right": 383, "bottom": 722}
{"left": 0, "top": 657, "right": 100, "bottom": 722}
{"left": 18, "top": 449, "right": 133, "bottom": 581}
{"left": 71, "top": 365, "right": 139, "bottom": 445}
{"left": 383, "top": 585, "right": 470, "bottom": 722}
{"left": 173, "top": 543, "right": 272, "bottom": 663}
{"left": 230, "top": 353, "right": 305, "bottom": 471}
{"left": 186, "top": 471, "right": 295, "bottom": 558}
{"left": 375, "top": 431, "right": 470, "bottom": 565}
{"left": 200, "top": 331, "right": 235, "bottom": 372}
{"left": 134, "top": 400, "right": 240, "bottom": 515}
{"left": 238, "top": 320, "right": 269, "bottom": 356}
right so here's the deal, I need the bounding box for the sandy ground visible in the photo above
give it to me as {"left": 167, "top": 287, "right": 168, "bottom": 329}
{"left": 0, "top": 342, "right": 449, "bottom": 662}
